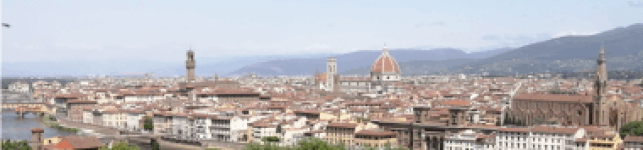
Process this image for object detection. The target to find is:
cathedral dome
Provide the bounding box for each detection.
[371,46,401,74]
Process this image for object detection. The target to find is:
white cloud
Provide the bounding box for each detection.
[303,43,333,51]
[552,31,599,38]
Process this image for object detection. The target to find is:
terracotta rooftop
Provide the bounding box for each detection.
[355,130,397,137]
[59,136,104,149]
[531,126,579,134]
[498,127,531,133]
[327,123,358,128]
[67,100,98,104]
[624,135,643,142]
[513,94,593,103]
[31,128,44,133]
[294,110,321,114]
[371,50,401,73]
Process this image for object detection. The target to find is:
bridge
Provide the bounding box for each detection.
[2,89,45,111]
[14,106,45,118]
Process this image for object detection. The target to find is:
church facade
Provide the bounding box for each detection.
[508,46,643,130]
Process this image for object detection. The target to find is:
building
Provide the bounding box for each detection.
[325,123,360,145]
[50,136,104,150]
[125,109,146,132]
[67,100,97,122]
[186,49,196,82]
[444,129,495,150]
[496,126,587,150]
[195,90,260,103]
[624,135,643,150]
[353,129,398,148]
[508,46,643,129]
[251,122,278,142]
[509,94,593,126]
[8,81,30,93]
[587,130,622,150]
[314,45,403,94]
[327,57,339,92]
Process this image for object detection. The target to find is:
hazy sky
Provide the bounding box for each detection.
[3,0,643,63]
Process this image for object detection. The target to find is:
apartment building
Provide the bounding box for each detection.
[153,113,173,134]
[624,135,643,150]
[125,109,145,131]
[444,129,495,150]
[103,109,127,129]
[251,122,278,142]
[67,100,97,122]
[353,129,397,148]
[326,123,359,145]
[587,131,622,150]
[171,114,191,139]
[497,126,586,150]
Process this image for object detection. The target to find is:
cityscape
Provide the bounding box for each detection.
[3,1,643,150]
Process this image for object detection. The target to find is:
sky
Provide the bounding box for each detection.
[2,0,643,64]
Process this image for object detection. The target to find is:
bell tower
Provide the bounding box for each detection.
[594,45,609,127]
[327,57,337,92]
[186,49,196,82]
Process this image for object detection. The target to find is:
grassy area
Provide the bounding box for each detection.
[42,115,80,133]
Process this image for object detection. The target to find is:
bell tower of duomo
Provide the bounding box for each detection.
[327,57,337,92]
[594,45,609,127]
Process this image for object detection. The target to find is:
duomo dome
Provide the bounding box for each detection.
[370,46,401,82]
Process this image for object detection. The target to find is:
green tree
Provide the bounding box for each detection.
[262,136,281,143]
[384,142,409,150]
[150,139,160,150]
[243,137,353,150]
[620,121,643,138]
[144,117,154,131]
[276,124,282,133]
[99,142,141,150]
[2,140,32,150]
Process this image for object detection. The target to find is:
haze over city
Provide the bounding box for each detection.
[3,0,643,76]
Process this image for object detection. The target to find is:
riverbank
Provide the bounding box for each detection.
[42,115,79,134]
[2,112,75,140]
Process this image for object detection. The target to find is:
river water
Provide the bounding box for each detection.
[2,112,75,140]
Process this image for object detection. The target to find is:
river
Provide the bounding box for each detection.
[2,112,76,140]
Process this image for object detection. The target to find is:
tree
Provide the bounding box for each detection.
[276,124,282,133]
[620,121,643,138]
[243,137,352,150]
[144,117,154,131]
[384,142,409,150]
[262,136,281,143]
[2,140,32,150]
[150,139,160,150]
[99,142,141,150]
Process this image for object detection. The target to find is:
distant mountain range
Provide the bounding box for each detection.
[228,48,513,76]
[452,23,643,74]
[231,23,643,76]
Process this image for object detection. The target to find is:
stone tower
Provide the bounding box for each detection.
[186,49,196,82]
[594,45,609,127]
[327,57,337,92]
[30,128,44,150]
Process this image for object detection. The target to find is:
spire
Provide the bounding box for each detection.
[383,43,389,55]
[599,44,605,61]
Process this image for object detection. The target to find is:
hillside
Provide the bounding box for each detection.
[453,23,643,74]
[228,48,511,76]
